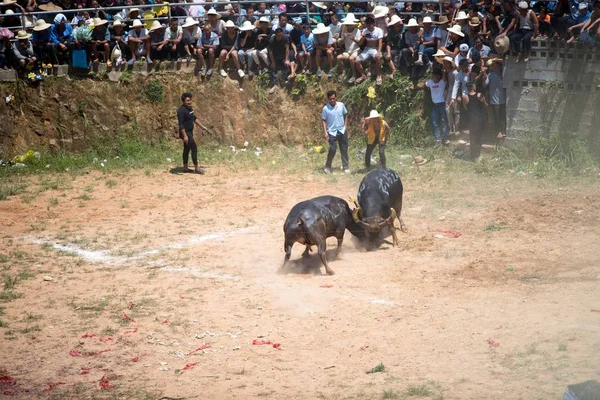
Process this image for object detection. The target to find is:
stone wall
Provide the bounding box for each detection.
[503,39,600,140]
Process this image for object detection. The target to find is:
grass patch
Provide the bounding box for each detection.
[74,193,92,201]
[105,179,117,189]
[367,362,385,374]
[69,297,110,316]
[19,324,41,334]
[0,184,27,201]
[484,223,508,232]
[49,197,59,206]
[558,343,568,352]
[0,319,7,328]
[406,384,432,397]
[382,389,401,399]
[101,326,118,335]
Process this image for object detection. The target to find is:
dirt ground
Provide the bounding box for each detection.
[0,163,599,400]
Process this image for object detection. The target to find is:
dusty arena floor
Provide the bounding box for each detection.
[0,162,599,399]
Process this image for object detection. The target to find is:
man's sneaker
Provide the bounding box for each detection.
[127,58,135,66]
[238,69,245,78]
[434,139,442,147]
[146,58,153,64]
[248,70,254,77]
[186,55,191,62]
[194,168,205,175]
[415,58,424,66]
[443,139,450,145]
[344,169,351,174]
[199,68,206,76]
[219,69,227,77]
[269,85,279,94]
[323,167,331,174]
[347,76,356,84]
[207,68,213,76]
[316,68,323,77]
[523,56,530,63]
[327,71,334,79]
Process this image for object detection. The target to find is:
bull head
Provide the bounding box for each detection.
[349,194,396,232]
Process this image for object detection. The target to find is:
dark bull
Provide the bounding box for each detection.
[280,196,364,275]
[352,168,407,247]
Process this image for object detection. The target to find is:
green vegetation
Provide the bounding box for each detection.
[367,362,385,374]
[406,384,432,397]
[142,79,164,104]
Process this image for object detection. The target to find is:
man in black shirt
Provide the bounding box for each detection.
[385,15,404,74]
[177,92,209,174]
[268,28,290,94]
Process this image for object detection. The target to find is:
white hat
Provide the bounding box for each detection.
[342,12,359,25]
[312,1,327,10]
[91,17,108,27]
[132,19,144,28]
[258,16,271,24]
[459,43,469,52]
[578,2,588,10]
[518,1,529,9]
[373,5,388,18]
[148,20,163,31]
[111,19,126,28]
[387,15,403,26]
[0,0,17,5]
[126,7,140,17]
[33,19,52,31]
[406,18,419,28]
[111,45,121,61]
[15,30,31,40]
[224,19,237,29]
[313,22,330,34]
[443,55,456,67]
[182,16,198,28]
[455,10,468,20]
[422,16,433,24]
[367,110,381,119]
[433,49,446,58]
[207,8,220,18]
[448,24,464,37]
[239,20,254,31]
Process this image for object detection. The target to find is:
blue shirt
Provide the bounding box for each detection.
[321,102,347,136]
[32,29,51,45]
[301,32,314,52]
[49,23,74,44]
[576,10,591,23]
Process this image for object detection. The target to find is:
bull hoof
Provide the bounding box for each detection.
[325,269,336,275]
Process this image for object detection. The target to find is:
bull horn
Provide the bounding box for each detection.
[348,194,360,209]
[352,207,362,224]
[378,208,397,228]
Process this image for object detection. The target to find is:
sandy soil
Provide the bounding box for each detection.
[0,165,599,400]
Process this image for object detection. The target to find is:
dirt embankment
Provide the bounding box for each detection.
[0,76,333,158]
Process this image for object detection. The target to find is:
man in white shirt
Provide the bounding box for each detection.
[424,69,449,145]
[336,13,361,82]
[355,16,384,85]
[127,19,151,65]
[328,11,342,49]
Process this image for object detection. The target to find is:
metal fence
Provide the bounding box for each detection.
[4,0,445,32]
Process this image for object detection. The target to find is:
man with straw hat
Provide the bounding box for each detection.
[313,22,334,78]
[441,24,467,57]
[434,15,450,49]
[402,18,421,69]
[362,109,390,169]
[219,19,244,78]
[419,16,436,66]
[206,8,225,36]
[238,20,257,77]
[90,17,111,66]
[338,13,361,82]
[372,5,390,38]
[31,19,55,68]
[148,20,167,62]
[483,58,506,141]
[253,16,272,69]
[11,30,37,70]
[355,16,384,85]
[181,17,200,62]
[127,19,152,65]
[384,14,403,75]
[109,19,129,66]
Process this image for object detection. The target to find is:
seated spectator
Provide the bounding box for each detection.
[109,19,129,66]
[579,1,600,46]
[127,19,151,65]
[454,10,470,37]
[454,43,468,67]
[181,17,200,61]
[90,17,110,65]
[553,0,587,38]
[501,1,538,63]
[49,13,73,65]
[272,13,293,34]
[420,16,436,65]
[401,18,421,68]
[468,35,491,61]
[537,6,552,37]
[32,19,56,68]
[288,18,303,79]
[238,20,257,76]
[484,3,503,40]
[148,21,167,62]
[197,23,219,76]
[253,16,272,69]
[483,58,506,140]
[313,22,334,77]
[384,14,404,76]
[268,27,290,94]
[71,4,86,25]
[256,2,270,17]
[0,29,12,70]
[299,23,314,72]
[336,14,361,81]
[434,15,450,49]
[373,5,389,38]
[441,24,467,57]
[219,20,243,78]
[467,16,484,46]
[355,16,384,85]
[11,30,37,70]
[328,11,342,49]
[164,18,182,62]
[207,8,225,36]
[567,3,591,42]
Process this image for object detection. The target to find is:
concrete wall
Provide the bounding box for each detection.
[503,39,600,139]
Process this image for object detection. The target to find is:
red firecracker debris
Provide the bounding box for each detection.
[87,348,111,356]
[495,325,503,330]
[123,327,138,335]
[98,336,113,343]
[132,356,139,362]
[320,284,334,288]
[80,368,91,375]
[252,340,281,349]
[69,350,81,357]
[179,294,185,299]
[1,375,17,394]
[81,333,96,338]
[43,382,66,393]
[99,376,113,390]
[181,363,197,371]
[428,228,462,238]
[162,319,169,324]
[187,345,211,356]
[487,338,500,347]
[272,343,281,349]
[122,312,134,322]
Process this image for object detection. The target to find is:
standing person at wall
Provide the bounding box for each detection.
[177,92,209,175]
[484,58,506,142]
[321,90,350,174]
[465,82,487,161]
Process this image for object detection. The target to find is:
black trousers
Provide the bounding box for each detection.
[183,132,198,165]
[489,104,506,135]
[325,132,349,170]
[469,120,485,160]
[365,137,387,168]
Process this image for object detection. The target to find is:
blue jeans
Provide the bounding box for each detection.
[431,102,449,140]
